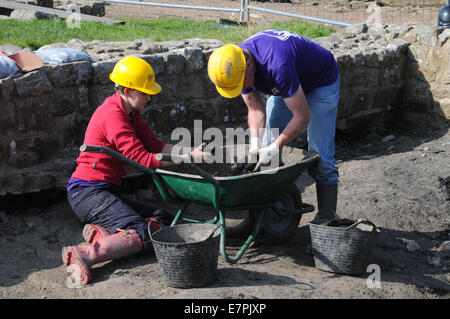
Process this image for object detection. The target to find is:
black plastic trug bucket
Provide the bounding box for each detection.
[148,223,221,288]
[309,219,379,275]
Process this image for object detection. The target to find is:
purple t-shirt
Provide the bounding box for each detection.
[239,30,338,97]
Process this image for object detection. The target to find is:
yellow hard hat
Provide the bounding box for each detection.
[109,56,161,95]
[208,44,246,98]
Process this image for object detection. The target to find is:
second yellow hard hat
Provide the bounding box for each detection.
[207,44,246,98]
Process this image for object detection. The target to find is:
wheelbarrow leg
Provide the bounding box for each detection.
[219,210,265,264]
[170,201,190,226]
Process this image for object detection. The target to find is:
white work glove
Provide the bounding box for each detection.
[190,143,213,163]
[247,137,260,164]
[256,143,279,167]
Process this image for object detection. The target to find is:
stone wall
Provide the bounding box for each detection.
[0,23,449,195]
[402,26,450,123]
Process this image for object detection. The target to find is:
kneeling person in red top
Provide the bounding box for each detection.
[62,56,211,285]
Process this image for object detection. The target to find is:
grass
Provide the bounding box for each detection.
[0,17,335,50]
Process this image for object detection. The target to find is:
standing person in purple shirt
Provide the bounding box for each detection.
[207,30,340,224]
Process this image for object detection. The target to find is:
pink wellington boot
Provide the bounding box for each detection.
[62,228,143,285]
[83,218,161,244]
[82,224,110,243]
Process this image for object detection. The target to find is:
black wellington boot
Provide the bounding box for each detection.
[310,183,340,224]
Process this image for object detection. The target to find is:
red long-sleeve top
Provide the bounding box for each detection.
[71,93,166,187]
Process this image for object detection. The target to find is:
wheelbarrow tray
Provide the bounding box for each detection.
[155,145,319,209]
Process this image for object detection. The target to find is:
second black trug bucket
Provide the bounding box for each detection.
[149,223,221,288]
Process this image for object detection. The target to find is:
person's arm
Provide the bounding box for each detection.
[273,85,310,148]
[159,144,212,167]
[255,85,310,168]
[242,90,266,140]
[242,90,266,162]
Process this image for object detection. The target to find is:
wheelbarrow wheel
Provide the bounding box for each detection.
[226,186,303,245]
[257,185,303,245]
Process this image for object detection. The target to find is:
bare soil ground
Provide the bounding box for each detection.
[0,123,449,300]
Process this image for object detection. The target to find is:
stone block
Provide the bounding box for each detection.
[10,9,58,21]
[382,67,401,84]
[23,171,55,193]
[415,24,438,46]
[14,95,51,131]
[140,41,165,55]
[49,86,88,116]
[335,53,353,70]
[91,59,119,84]
[140,54,165,76]
[149,75,180,105]
[87,83,114,114]
[365,52,380,67]
[181,47,204,73]
[179,74,205,99]
[373,88,392,110]
[0,102,16,132]
[376,47,395,67]
[49,112,86,148]
[26,0,54,8]
[348,50,366,67]
[162,52,185,74]
[0,173,26,195]
[4,134,53,168]
[43,61,92,87]
[0,77,15,102]
[14,70,53,97]
[349,87,374,112]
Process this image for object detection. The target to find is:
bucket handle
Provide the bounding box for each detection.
[148,219,169,241]
[206,224,223,240]
[346,220,379,233]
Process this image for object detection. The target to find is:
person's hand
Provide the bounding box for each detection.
[190,143,212,163]
[247,137,260,165]
[253,143,279,171]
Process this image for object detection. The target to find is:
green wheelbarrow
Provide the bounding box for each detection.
[79,144,319,264]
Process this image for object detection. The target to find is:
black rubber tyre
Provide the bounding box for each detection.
[256,185,302,245]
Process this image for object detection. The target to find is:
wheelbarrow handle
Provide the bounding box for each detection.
[79,144,156,177]
[155,153,218,187]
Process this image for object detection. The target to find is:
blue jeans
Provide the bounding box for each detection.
[67,184,173,251]
[263,77,340,185]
